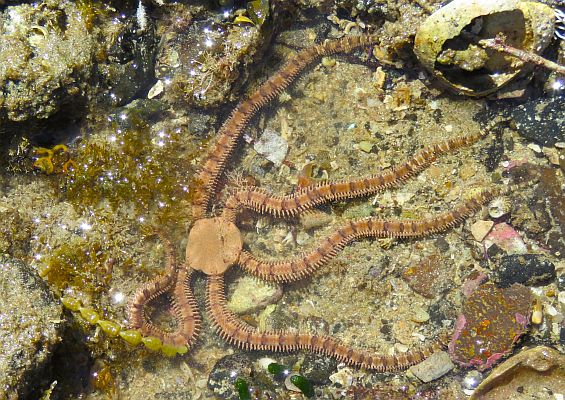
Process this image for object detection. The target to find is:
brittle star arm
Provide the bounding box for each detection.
[221,132,485,222]
[237,189,498,283]
[207,274,450,371]
[191,34,381,219]
[129,237,201,348]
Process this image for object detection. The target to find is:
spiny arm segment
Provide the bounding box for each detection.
[192,34,381,219]
[222,132,485,222]
[238,188,498,283]
[207,274,449,371]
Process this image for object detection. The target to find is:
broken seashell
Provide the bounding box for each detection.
[470,346,565,399]
[414,0,555,96]
[488,196,512,219]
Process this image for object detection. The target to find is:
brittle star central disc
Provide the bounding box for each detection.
[186,217,242,275]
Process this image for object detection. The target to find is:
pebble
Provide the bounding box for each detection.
[357,140,373,153]
[527,143,542,153]
[329,367,354,387]
[410,307,430,323]
[409,351,454,383]
[227,276,283,314]
[470,220,494,242]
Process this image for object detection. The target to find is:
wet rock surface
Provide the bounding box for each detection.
[0,257,63,400]
[0,1,97,123]
[496,254,556,288]
[155,5,276,108]
[511,96,565,146]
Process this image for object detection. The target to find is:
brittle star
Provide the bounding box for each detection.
[129,33,499,371]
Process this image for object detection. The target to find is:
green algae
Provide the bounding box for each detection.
[58,104,201,225]
[40,237,111,296]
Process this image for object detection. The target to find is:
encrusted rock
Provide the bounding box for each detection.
[496,254,556,288]
[511,96,565,146]
[0,1,97,123]
[484,222,527,255]
[402,254,450,298]
[0,257,63,399]
[449,282,532,371]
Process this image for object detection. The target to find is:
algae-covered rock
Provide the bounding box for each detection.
[0,1,98,123]
[155,7,276,108]
[449,282,532,371]
[0,257,63,400]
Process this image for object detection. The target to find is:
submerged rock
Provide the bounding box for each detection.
[496,254,556,288]
[409,351,455,383]
[449,282,531,371]
[0,257,63,400]
[511,96,565,146]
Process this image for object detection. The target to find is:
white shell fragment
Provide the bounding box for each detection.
[414,0,555,96]
[253,129,289,167]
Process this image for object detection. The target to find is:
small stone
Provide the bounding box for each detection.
[147,79,164,99]
[527,143,542,153]
[410,307,430,323]
[496,254,556,288]
[254,129,289,167]
[470,220,494,242]
[227,275,283,314]
[357,140,373,153]
[329,367,354,387]
[409,351,454,383]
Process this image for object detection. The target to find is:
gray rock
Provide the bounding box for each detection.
[409,351,454,383]
[0,257,63,400]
